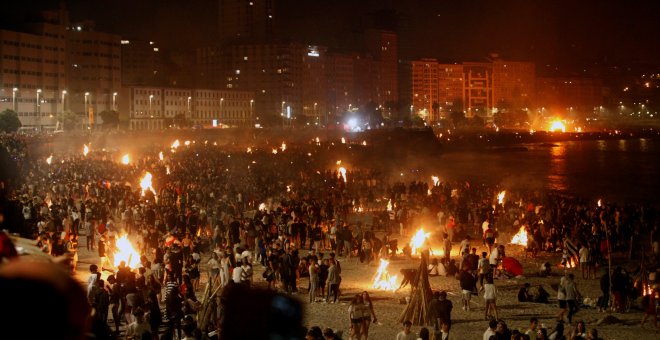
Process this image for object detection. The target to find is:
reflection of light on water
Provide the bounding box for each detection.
[548,143,568,192]
[618,139,627,152]
[639,138,648,152]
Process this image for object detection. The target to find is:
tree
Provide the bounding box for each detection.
[0,109,21,132]
[61,110,80,130]
[449,111,465,127]
[99,110,119,128]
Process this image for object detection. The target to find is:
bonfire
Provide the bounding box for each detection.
[171,139,180,150]
[410,229,430,255]
[338,167,347,183]
[372,259,398,291]
[140,172,156,197]
[431,176,440,186]
[497,190,506,205]
[510,226,528,247]
[114,234,141,268]
[83,144,90,156]
[549,120,567,133]
[121,154,130,165]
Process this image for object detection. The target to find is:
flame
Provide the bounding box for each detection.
[83,144,89,156]
[643,283,653,296]
[286,185,291,193]
[432,176,440,186]
[597,199,602,208]
[341,137,346,144]
[387,199,393,212]
[166,165,171,175]
[46,155,53,165]
[196,228,202,237]
[510,226,528,247]
[121,154,130,165]
[315,137,320,144]
[549,120,566,133]
[272,148,278,154]
[410,229,431,255]
[563,258,576,269]
[171,140,180,149]
[158,151,164,161]
[281,142,286,151]
[336,160,342,165]
[258,203,266,211]
[372,259,398,291]
[427,188,432,196]
[354,206,364,213]
[362,140,367,146]
[247,147,252,153]
[140,172,156,197]
[497,191,506,205]
[338,167,347,183]
[114,234,141,268]
[184,140,191,146]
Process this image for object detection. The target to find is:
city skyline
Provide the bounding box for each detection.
[2,0,658,69]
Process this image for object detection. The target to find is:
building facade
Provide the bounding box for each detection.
[536,77,604,116]
[218,0,275,44]
[492,60,535,113]
[364,29,398,115]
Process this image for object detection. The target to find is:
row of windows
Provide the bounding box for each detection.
[2,84,61,90]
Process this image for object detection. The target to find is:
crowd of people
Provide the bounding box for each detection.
[1,131,659,339]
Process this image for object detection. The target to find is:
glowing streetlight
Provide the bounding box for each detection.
[84,92,90,130]
[112,92,117,111]
[149,94,154,118]
[187,96,192,117]
[12,88,18,112]
[36,89,42,129]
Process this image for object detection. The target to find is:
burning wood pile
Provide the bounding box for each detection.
[372,259,398,291]
[510,226,528,247]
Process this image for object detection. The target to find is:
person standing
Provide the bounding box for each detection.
[327,259,341,303]
[396,320,416,340]
[442,233,452,262]
[525,317,539,340]
[477,252,491,290]
[483,274,499,320]
[579,244,590,279]
[308,259,319,303]
[85,219,95,251]
[429,291,453,335]
[458,266,476,311]
[564,274,581,324]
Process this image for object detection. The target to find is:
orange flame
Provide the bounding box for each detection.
[510,226,528,247]
[362,140,367,146]
[432,176,440,186]
[281,142,286,151]
[272,148,278,154]
[46,155,53,165]
[387,199,393,212]
[338,167,347,183]
[140,172,156,197]
[247,147,252,153]
[410,229,431,254]
[171,140,180,150]
[121,154,130,165]
[158,151,164,161]
[341,137,346,144]
[549,120,566,133]
[497,191,506,205]
[83,144,89,156]
[114,234,141,268]
[372,259,398,291]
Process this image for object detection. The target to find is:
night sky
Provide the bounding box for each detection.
[2,0,659,68]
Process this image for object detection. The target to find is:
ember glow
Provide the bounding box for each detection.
[497,191,506,205]
[139,172,156,197]
[362,140,367,146]
[158,151,164,161]
[562,257,576,269]
[171,140,180,150]
[432,176,440,186]
[510,226,528,247]
[341,137,346,144]
[83,144,89,156]
[114,234,141,268]
[121,154,130,165]
[281,142,286,151]
[46,155,53,165]
[549,120,567,133]
[372,259,398,291]
[387,199,393,212]
[258,203,266,211]
[247,147,252,153]
[410,228,431,254]
[336,160,342,165]
[338,167,347,183]
[597,199,602,207]
[272,148,278,154]
[184,140,191,146]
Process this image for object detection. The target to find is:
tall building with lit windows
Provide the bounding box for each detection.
[492,60,535,113]
[462,62,493,119]
[218,0,275,44]
[410,59,439,121]
[364,29,398,115]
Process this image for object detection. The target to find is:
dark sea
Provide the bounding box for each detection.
[434,139,660,205]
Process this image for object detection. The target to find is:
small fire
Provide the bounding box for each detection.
[139,172,156,197]
[372,259,398,291]
[281,142,286,151]
[272,148,278,154]
[83,144,90,156]
[114,234,141,268]
[338,167,347,183]
[121,154,130,165]
[563,258,576,269]
[341,137,346,144]
[362,140,367,146]
[184,140,191,146]
[286,185,291,193]
[247,147,252,153]
[196,228,202,237]
[549,120,566,133]
[166,166,171,175]
[315,137,320,144]
[432,176,440,186]
[336,160,342,165]
[387,199,393,212]
[427,188,432,196]
[510,226,528,247]
[497,191,506,205]
[643,283,653,296]
[597,199,602,208]
[171,140,180,150]
[258,203,266,211]
[410,229,431,255]
[158,151,164,161]
[46,155,53,165]
[354,206,364,213]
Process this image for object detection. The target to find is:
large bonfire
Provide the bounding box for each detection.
[114,234,141,268]
[372,259,398,291]
[510,226,528,247]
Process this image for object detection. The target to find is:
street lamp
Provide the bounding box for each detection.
[36,89,42,130]
[250,99,254,126]
[112,92,117,111]
[12,88,18,112]
[149,94,154,118]
[187,96,191,117]
[84,92,90,131]
[220,97,224,124]
[281,101,286,127]
[61,90,67,131]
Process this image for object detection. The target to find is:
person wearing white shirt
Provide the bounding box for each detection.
[483,319,497,340]
[483,275,499,320]
[231,264,244,283]
[395,321,416,340]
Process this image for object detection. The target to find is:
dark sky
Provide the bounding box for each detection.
[2,0,659,68]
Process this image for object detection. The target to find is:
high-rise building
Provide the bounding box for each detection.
[410,59,439,121]
[437,63,464,116]
[492,60,535,113]
[218,0,275,44]
[65,20,122,126]
[536,77,604,116]
[364,29,398,115]
[301,45,328,125]
[327,52,356,122]
[121,39,162,86]
[463,62,493,120]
